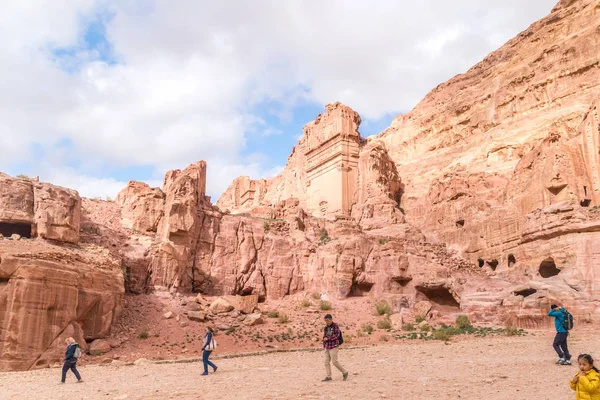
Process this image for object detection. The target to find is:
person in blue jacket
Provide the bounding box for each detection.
[61,337,82,383]
[201,327,218,376]
[548,304,571,365]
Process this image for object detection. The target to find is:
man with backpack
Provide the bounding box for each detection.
[548,304,573,365]
[322,314,348,382]
[60,337,82,383]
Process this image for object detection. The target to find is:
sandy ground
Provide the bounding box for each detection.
[2,331,598,400]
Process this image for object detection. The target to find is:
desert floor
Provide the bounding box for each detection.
[2,331,599,400]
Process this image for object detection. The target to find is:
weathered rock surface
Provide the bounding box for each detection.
[0,174,81,243]
[209,298,234,315]
[0,240,124,371]
[116,181,165,233]
[89,339,112,356]
[243,312,264,326]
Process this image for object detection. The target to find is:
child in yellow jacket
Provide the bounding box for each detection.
[570,354,600,400]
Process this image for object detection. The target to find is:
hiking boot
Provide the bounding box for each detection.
[562,359,572,366]
[322,377,332,382]
[343,372,349,381]
[556,358,565,365]
[213,366,218,372]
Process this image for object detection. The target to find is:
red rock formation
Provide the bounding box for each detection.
[116,181,165,233]
[215,0,600,327]
[0,174,81,243]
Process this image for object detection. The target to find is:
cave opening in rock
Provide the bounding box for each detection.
[416,286,460,310]
[0,277,9,285]
[0,222,32,238]
[478,258,484,268]
[581,199,591,207]
[539,258,561,278]
[584,186,588,196]
[238,287,254,296]
[456,219,465,228]
[486,259,499,271]
[350,281,374,296]
[508,254,516,268]
[514,288,537,297]
[548,184,567,196]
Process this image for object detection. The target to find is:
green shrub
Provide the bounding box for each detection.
[263,221,271,233]
[419,324,430,332]
[278,313,290,324]
[16,174,30,179]
[379,335,390,342]
[402,323,416,332]
[375,301,393,316]
[456,315,471,329]
[138,327,149,339]
[377,318,392,330]
[379,238,388,245]
[301,299,311,308]
[362,323,374,334]
[320,300,332,311]
[312,292,321,300]
[415,316,425,324]
[433,326,456,341]
[318,228,331,246]
[267,310,280,318]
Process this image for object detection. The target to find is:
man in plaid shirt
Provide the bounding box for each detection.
[322,314,349,381]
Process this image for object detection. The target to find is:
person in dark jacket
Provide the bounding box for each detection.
[201,327,218,376]
[61,337,82,383]
[322,314,348,382]
[548,304,571,365]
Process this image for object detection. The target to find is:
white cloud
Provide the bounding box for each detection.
[0,0,558,200]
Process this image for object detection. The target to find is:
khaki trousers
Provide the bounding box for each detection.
[324,347,347,378]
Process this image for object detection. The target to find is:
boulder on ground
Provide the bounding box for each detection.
[224,294,259,314]
[243,312,264,326]
[209,297,234,314]
[89,339,111,356]
[188,311,205,322]
[414,301,432,320]
[163,311,174,319]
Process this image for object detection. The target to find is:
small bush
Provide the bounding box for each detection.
[320,300,332,311]
[312,292,321,300]
[379,238,388,245]
[105,195,113,202]
[16,174,30,179]
[415,316,425,324]
[278,313,290,324]
[375,301,393,316]
[402,323,416,332]
[267,310,280,318]
[138,327,149,339]
[433,326,456,341]
[377,318,392,330]
[301,299,311,308]
[456,315,471,329]
[362,323,374,334]
[379,335,390,342]
[356,329,366,337]
[318,228,331,246]
[419,324,430,332]
[263,221,271,233]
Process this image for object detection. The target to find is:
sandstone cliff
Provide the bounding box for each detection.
[216,0,600,327]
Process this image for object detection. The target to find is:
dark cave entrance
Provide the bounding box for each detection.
[0,222,32,238]
[539,258,561,278]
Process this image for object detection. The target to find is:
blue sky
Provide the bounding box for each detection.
[0,1,557,199]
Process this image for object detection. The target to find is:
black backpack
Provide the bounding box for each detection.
[339,330,344,345]
[562,309,574,331]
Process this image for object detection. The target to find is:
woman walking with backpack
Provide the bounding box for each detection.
[60,337,82,383]
[201,327,218,376]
